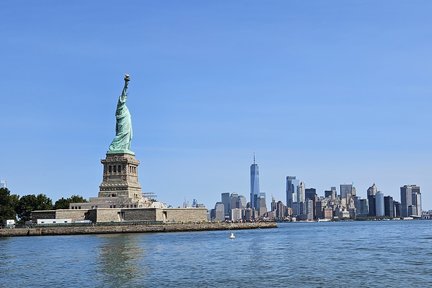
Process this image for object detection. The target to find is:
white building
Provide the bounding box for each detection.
[231,208,243,222]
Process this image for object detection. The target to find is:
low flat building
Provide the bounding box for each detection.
[32,208,207,224]
[32,207,208,224]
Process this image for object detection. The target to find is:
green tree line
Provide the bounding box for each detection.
[0,188,87,224]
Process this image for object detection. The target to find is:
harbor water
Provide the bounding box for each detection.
[1,220,431,287]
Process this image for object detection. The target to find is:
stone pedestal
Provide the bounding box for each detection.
[98,153,143,202]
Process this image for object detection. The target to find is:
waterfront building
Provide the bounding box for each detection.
[258,192,267,216]
[231,208,243,222]
[221,193,230,219]
[412,188,422,217]
[286,207,293,217]
[421,210,432,220]
[353,196,360,211]
[305,188,317,219]
[400,185,421,217]
[250,156,260,211]
[408,205,417,217]
[323,207,333,219]
[244,208,254,221]
[306,199,314,221]
[384,196,394,218]
[339,209,350,219]
[393,201,401,218]
[367,183,377,217]
[375,191,384,217]
[358,198,369,217]
[213,202,225,221]
[286,176,299,208]
[316,199,324,219]
[349,208,356,219]
[275,201,286,219]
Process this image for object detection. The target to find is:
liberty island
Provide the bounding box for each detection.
[29,75,208,225]
[1,75,275,236]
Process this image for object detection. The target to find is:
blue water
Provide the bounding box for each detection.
[1,221,431,287]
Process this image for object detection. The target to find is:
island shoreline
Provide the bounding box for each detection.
[0,222,277,237]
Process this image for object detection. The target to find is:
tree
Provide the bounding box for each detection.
[0,188,19,224]
[16,194,53,223]
[54,195,87,210]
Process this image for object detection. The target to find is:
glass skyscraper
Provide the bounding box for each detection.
[250,156,260,210]
[286,176,299,208]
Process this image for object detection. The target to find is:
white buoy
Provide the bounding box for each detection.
[229,232,235,239]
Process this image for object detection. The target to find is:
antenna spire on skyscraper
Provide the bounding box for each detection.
[253,153,256,164]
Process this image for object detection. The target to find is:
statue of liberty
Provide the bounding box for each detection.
[108,74,134,155]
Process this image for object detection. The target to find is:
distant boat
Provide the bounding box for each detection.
[317,218,331,222]
[229,232,235,239]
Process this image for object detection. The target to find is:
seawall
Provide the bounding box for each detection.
[0,222,277,237]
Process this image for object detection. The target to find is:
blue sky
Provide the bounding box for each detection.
[1,1,431,210]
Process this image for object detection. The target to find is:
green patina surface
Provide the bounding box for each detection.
[108,74,134,155]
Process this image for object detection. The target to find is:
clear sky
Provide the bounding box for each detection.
[1,1,431,210]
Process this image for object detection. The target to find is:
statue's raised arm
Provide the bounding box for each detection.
[120,74,130,102]
[108,74,134,155]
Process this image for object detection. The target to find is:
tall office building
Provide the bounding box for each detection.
[297,182,305,203]
[340,184,353,199]
[358,198,369,216]
[400,185,421,217]
[286,176,299,208]
[296,182,305,216]
[221,192,230,219]
[384,196,394,218]
[0,180,6,189]
[393,201,401,218]
[213,202,225,221]
[250,156,260,211]
[367,184,377,195]
[258,193,267,216]
[305,188,317,201]
[367,183,377,217]
[230,193,239,211]
[238,195,247,209]
[375,191,385,217]
[305,188,317,219]
[412,188,422,217]
[331,187,337,200]
[306,199,314,221]
[275,201,286,219]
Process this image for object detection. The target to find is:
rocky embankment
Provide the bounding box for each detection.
[0,222,277,237]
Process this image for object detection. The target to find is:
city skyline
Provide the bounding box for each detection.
[1,1,431,210]
[209,158,424,221]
